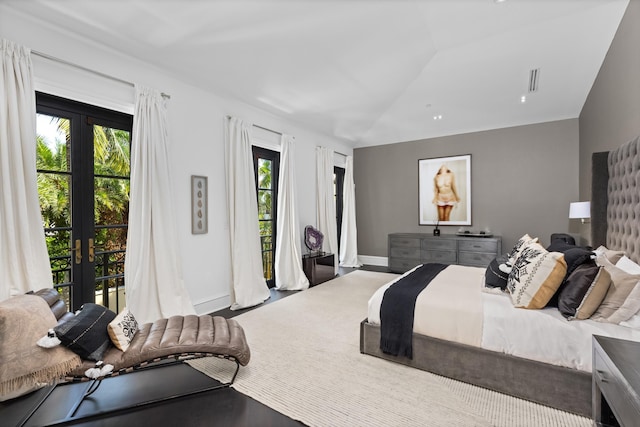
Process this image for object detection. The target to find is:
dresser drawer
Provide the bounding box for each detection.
[390,247,421,259]
[458,239,498,253]
[389,258,421,273]
[458,251,494,267]
[422,250,456,264]
[594,346,640,427]
[421,238,456,251]
[389,237,421,249]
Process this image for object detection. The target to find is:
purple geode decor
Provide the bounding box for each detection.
[304,225,324,251]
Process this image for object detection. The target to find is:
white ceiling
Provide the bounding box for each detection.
[3,0,629,147]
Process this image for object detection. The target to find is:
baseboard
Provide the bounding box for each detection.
[358,255,388,267]
[193,294,231,315]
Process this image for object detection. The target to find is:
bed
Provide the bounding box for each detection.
[360,136,640,417]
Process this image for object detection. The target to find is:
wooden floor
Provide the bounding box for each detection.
[1,265,389,427]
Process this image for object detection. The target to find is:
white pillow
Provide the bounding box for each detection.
[620,313,640,329]
[107,307,139,352]
[607,281,640,324]
[615,256,640,274]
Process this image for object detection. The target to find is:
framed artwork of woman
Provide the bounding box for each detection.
[418,154,471,226]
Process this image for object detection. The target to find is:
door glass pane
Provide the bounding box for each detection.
[93,125,130,177]
[256,156,274,282]
[36,114,70,172]
[93,125,130,312]
[36,114,72,310]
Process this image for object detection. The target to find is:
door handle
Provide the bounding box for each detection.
[68,239,82,264]
[88,238,105,263]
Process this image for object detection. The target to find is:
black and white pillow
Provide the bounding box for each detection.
[507,243,567,309]
[108,307,138,352]
[484,254,510,292]
[507,234,538,265]
[54,303,116,361]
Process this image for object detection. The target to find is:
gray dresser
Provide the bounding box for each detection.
[388,233,502,273]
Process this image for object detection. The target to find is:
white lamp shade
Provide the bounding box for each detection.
[569,201,591,219]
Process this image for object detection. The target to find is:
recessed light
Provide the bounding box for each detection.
[433,115,443,120]
[494,0,507,3]
[520,95,526,103]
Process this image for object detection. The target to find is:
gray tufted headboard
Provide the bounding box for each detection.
[592,136,640,263]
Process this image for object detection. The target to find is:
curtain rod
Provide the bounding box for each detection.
[31,50,171,99]
[226,115,294,139]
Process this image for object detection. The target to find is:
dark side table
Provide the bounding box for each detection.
[592,335,640,427]
[302,252,335,286]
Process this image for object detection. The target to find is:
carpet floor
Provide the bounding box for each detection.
[188,270,591,427]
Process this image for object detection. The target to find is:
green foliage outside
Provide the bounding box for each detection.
[37,115,131,286]
[257,158,273,280]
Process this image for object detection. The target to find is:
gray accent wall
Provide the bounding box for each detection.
[354,119,579,259]
[579,0,639,200]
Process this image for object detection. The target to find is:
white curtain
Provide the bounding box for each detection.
[225,116,270,309]
[316,146,338,274]
[340,156,361,267]
[125,86,195,323]
[275,135,309,290]
[0,39,53,301]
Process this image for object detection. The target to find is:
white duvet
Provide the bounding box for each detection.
[367,264,640,372]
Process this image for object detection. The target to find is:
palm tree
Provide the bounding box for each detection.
[37,116,132,276]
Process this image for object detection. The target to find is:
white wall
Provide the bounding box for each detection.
[0,5,353,314]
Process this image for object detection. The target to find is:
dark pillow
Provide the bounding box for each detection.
[557,263,611,320]
[562,247,594,276]
[545,248,594,307]
[546,240,577,253]
[484,255,509,290]
[54,303,117,361]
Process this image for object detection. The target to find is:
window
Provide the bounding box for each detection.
[36,93,133,312]
[334,166,345,252]
[252,146,280,288]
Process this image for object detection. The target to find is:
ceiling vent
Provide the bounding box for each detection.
[528,68,540,93]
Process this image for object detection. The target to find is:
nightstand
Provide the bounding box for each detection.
[592,335,640,427]
[302,252,335,286]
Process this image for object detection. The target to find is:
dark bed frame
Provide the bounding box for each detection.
[360,320,591,416]
[359,136,640,418]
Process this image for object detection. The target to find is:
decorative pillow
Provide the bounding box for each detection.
[546,247,595,308]
[593,245,625,265]
[484,255,509,290]
[560,248,594,276]
[621,313,640,329]
[507,243,567,309]
[108,307,138,352]
[54,303,117,361]
[591,255,640,321]
[557,263,611,320]
[606,282,640,324]
[0,295,80,401]
[546,240,577,253]
[615,256,640,274]
[507,234,538,264]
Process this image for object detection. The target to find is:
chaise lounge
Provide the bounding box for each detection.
[0,288,250,425]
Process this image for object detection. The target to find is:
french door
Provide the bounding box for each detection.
[36,93,133,312]
[252,146,280,288]
[334,166,345,252]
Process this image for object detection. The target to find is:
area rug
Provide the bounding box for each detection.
[187,270,590,427]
